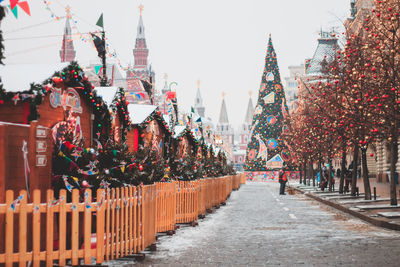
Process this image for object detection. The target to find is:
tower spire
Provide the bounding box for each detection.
[194,80,205,117]
[244,93,254,124]
[133,4,148,69]
[218,96,229,124]
[59,5,76,62]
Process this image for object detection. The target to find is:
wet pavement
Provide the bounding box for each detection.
[108,181,400,266]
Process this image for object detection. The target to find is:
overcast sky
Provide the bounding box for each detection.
[2,0,350,128]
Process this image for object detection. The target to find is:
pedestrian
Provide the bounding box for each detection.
[278,170,288,195]
[336,168,341,179]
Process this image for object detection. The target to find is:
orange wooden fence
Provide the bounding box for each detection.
[0,174,244,266]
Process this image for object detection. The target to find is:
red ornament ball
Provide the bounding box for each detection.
[139,165,144,171]
[81,180,89,188]
[370,153,374,157]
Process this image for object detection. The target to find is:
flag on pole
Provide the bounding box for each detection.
[96,13,104,28]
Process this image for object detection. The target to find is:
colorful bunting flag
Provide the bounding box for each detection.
[10,0,18,10]
[8,4,18,18]
[17,1,30,16]
[94,65,103,75]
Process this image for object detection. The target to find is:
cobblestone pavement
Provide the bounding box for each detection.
[109,181,400,267]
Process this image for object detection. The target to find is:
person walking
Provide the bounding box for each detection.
[279,170,288,195]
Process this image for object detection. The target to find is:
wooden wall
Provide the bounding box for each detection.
[0,101,29,124]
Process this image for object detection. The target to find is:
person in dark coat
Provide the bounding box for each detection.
[278,170,288,195]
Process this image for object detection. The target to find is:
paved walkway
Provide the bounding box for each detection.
[110,181,400,266]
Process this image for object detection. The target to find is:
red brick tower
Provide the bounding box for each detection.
[59,6,76,63]
[126,5,155,104]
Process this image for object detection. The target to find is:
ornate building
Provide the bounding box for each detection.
[233,93,254,170]
[59,7,76,63]
[126,5,155,104]
[305,31,339,76]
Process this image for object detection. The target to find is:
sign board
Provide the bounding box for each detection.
[36,140,47,153]
[36,127,47,138]
[36,155,47,167]
[50,87,83,114]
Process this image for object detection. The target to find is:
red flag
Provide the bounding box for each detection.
[17,1,31,16]
[10,0,19,10]
[166,91,176,100]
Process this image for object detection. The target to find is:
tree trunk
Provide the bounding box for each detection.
[311,162,315,187]
[328,156,333,192]
[303,162,307,185]
[361,147,371,200]
[351,143,359,196]
[339,149,346,194]
[299,164,303,184]
[390,127,398,206]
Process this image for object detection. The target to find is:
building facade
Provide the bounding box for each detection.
[284,64,304,112]
[233,94,254,170]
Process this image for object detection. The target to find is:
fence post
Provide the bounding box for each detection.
[96,189,105,264]
[83,189,92,265]
[32,190,41,267]
[45,190,54,267]
[71,189,79,265]
[18,190,28,266]
[5,190,14,267]
[58,190,67,266]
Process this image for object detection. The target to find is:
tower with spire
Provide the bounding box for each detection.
[126,4,155,104]
[238,92,254,150]
[194,80,205,117]
[216,93,234,160]
[59,6,76,62]
[233,92,255,170]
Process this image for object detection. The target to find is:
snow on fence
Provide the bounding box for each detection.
[0,174,245,266]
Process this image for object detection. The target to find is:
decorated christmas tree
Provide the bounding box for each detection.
[245,35,291,171]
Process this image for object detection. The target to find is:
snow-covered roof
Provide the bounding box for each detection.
[163,114,170,125]
[174,125,186,138]
[0,63,69,92]
[127,104,157,124]
[94,87,119,106]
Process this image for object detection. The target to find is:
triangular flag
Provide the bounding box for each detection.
[96,13,104,28]
[10,0,19,10]
[94,65,103,75]
[8,4,18,18]
[17,1,30,16]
